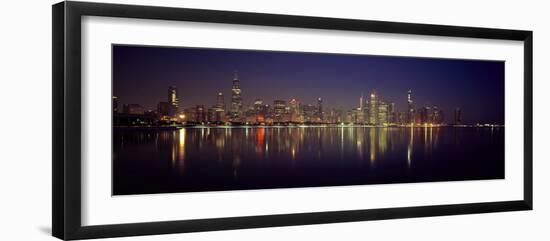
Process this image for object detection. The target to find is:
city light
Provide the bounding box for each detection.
[111,45,506,196]
[112,72,502,128]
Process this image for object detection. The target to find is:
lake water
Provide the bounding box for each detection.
[113,126,504,195]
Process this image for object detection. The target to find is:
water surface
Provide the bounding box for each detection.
[113,126,504,195]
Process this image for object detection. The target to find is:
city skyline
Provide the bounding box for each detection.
[112,44,506,195]
[115,84,457,126]
[113,45,505,124]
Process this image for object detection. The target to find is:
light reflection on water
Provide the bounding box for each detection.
[164,127,437,169]
[113,126,504,195]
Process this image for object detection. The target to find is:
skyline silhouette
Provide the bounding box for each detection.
[113,45,505,124]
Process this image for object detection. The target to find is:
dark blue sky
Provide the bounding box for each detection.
[113,45,504,124]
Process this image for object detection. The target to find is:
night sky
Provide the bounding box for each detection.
[112,45,504,124]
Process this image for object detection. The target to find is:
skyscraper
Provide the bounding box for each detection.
[432,106,444,124]
[273,100,287,122]
[302,104,317,123]
[253,99,263,112]
[168,86,178,117]
[317,97,323,121]
[195,105,206,123]
[378,101,389,125]
[211,92,226,122]
[230,71,243,120]
[388,102,395,124]
[289,98,302,123]
[216,92,225,110]
[356,93,366,124]
[419,106,431,124]
[369,91,378,125]
[407,90,415,124]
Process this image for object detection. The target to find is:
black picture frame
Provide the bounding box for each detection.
[52,1,533,240]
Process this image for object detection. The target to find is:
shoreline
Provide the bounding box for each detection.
[113,124,504,130]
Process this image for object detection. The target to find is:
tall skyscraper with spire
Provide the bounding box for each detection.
[230,70,243,120]
[407,89,415,124]
[357,93,366,124]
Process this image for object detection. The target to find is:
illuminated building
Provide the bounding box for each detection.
[168,86,178,117]
[230,71,243,120]
[216,92,225,110]
[336,108,345,124]
[289,98,303,123]
[273,100,287,123]
[432,106,444,124]
[254,99,263,113]
[418,106,433,124]
[378,101,389,125]
[369,91,378,125]
[326,108,339,124]
[197,92,224,123]
[112,96,119,113]
[264,104,272,117]
[122,78,460,127]
[207,107,216,122]
[454,107,462,125]
[255,109,266,123]
[302,104,317,123]
[209,92,226,122]
[264,117,274,125]
[244,108,256,125]
[213,107,225,122]
[407,90,415,124]
[345,110,353,123]
[351,108,361,124]
[246,99,266,124]
[356,93,366,124]
[397,111,406,124]
[195,105,206,123]
[388,102,396,124]
[245,108,258,124]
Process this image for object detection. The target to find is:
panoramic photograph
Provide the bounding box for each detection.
[112,45,505,195]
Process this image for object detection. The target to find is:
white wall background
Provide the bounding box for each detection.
[0,0,547,240]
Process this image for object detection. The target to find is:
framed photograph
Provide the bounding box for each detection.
[52,1,533,240]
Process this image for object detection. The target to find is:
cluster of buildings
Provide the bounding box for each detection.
[113,71,465,126]
[343,90,439,126]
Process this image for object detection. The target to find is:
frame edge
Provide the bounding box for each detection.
[52,1,66,240]
[523,31,533,210]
